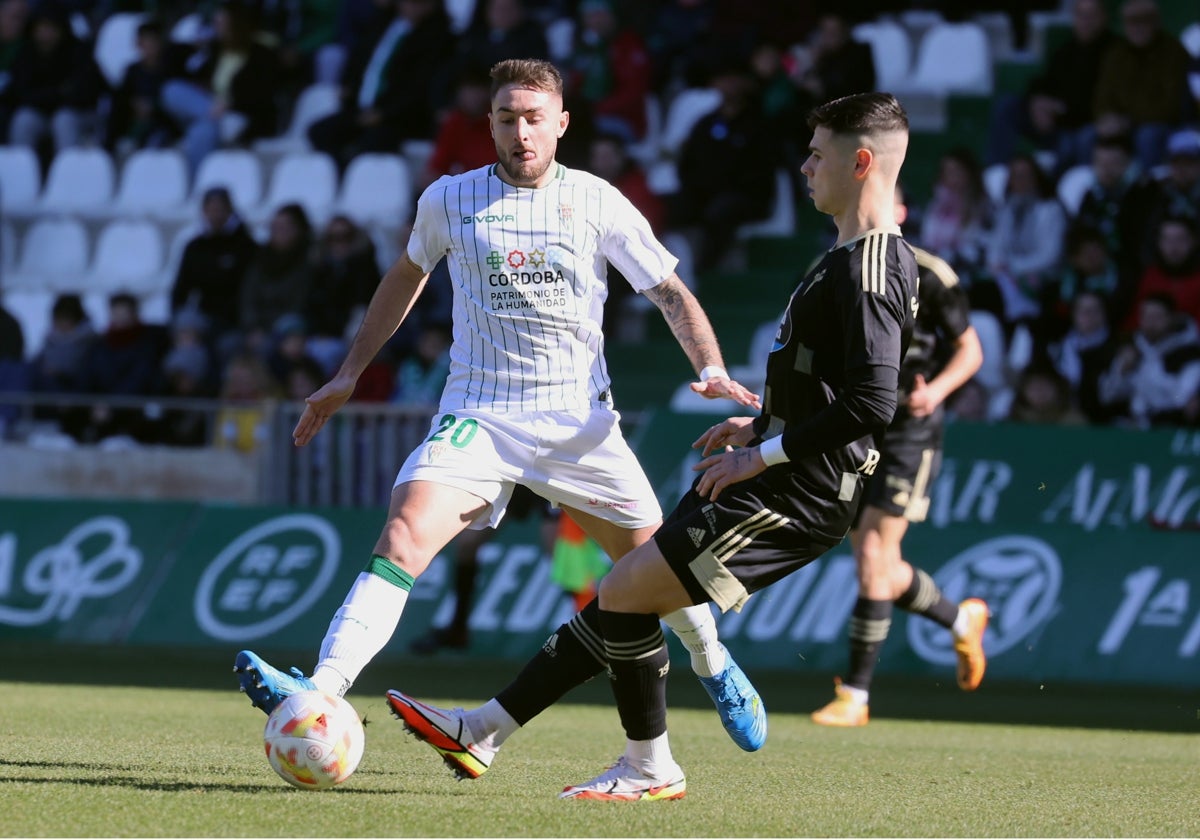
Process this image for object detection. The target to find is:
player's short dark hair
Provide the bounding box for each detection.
[490,58,564,99]
[806,92,908,136]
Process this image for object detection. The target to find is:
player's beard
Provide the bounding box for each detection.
[497,147,553,186]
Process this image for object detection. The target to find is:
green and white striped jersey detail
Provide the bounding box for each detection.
[408,164,677,412]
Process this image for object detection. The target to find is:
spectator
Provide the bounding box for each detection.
[916,147,993,280]
[561,0,651,145]
[307,0,455,168]
[1092,0,1192,170]
[1099,292,1200,427]
[105,18,179,155]
[749,40,806,168]
[305,214,380,373]
[0,0,29,137]
[670,58,777,273]
[1127,215,1200,331]
[30,293,91,393]
[1048,289,1119,423]
[455,0,548,77]
[1075,131,1157,281]
[643,0,716,92]
[160,1,281,173]
[391,322,450,406]
[1038,224,1121,346]
[325,0,395,85]
[171,186,259,348]
[792,13,876,118]
[3,4,103,156]
[417,66,495,192]
[987,0,1117,171]
[157,343,212,447]
[79,293,170,442]
[1007,363,1088,425]
[981,154,1068,326]
[945,377,991,423]
[1143,129,1200,253]
[265,312,324,386]
[241,203,315,348]
[284,354,327,402]
[215,350,279,452]
[253,0,341,89]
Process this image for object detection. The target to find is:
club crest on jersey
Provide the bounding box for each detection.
[425,442,447,464]
[557,203,573,223]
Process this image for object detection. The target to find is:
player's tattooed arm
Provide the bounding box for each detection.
[645,275,762,408]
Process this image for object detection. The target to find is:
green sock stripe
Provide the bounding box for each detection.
[366,554,415,591]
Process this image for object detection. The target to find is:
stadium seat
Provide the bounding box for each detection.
[738,170,796,240]
[661,231,695,290]
[1056,165,1095,215]
[93,12,145,88]
[8,218,90,292]
[626,94,664,167]
[968,309,1008,392]
[37,148,116,215]
[189,150,264,218]
[445,0,476,33]
[1,288,53,358]
[1,221,15,273]
[1181,22,1200,58]
[170,11,208,44]
[254,83,341,155]
[255,151,338,223]
[112,148,189,216]
[400,139,435,183]
[904,22,993,95]
[983,163,1008,204]
[660,88,721,157]
[545,17,575,63]
[852,21,912,91]
[86,220,166,296]
[0,145,41,214]
[336,153,412,226]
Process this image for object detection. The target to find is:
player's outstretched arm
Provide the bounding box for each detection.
[643,274,762,409]
[293,255,429,446]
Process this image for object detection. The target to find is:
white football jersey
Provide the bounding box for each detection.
[407,163,677,413]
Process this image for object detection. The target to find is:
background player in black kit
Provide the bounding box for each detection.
[387,92,919,801]
[812,186,988,728]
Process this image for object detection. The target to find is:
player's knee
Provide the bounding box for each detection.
[374,521,431,578]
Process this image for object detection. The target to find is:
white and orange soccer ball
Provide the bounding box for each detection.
[264,691,365,789]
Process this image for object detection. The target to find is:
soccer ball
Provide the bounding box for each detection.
[264,691,365,789]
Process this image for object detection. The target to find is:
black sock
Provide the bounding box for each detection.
[449,557,478,633]
[495,599,607,726]
[895,568,958,629]
[598,608,668,741]
[844,597,892,693]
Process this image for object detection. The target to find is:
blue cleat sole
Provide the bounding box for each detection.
[233,650,314,715]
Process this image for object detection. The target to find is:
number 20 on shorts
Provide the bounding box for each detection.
[427,413,479,448]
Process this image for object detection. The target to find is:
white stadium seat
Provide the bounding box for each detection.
[904,22,993,95]
[445,0,476,33]
[983,163,1008,204]
[1,221,15,272]
[8,218,90,292]
[0,145,42,214]
[738,170,796,240]
[853,21,912,91]
[627,94,665,166]
[38,148,116,214]
[86,220,165,296]
[254,83,341,155]
[1,289,53,358]
[545,18,575,63]
[189,150,264,217]
[256,151,338,223]
[1057,165,1096,215]
[93,12,145,88]
[336,153,412,226]
[660,88,721,156]
[112,148,189,215]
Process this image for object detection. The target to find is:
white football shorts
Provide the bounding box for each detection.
[394,405,663,530]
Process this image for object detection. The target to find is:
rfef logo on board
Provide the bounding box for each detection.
[194,514,340,642]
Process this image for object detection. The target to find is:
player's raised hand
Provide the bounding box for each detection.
[693,415,757,456]
[694,446,767,500]
[689,374,762,409]
[293,374,356,447]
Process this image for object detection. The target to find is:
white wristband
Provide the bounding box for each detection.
[759,436,789,466]
[699,365,728,382]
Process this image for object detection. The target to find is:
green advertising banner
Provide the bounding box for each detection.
[1,420,1198,687]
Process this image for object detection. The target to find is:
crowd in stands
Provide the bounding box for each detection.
[0,0,1198,451]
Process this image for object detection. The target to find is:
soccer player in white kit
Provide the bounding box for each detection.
[234,58,769,753]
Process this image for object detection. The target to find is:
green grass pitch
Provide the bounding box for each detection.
[1,643,1197,837]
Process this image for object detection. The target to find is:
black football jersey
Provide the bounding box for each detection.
[898,245,972,406]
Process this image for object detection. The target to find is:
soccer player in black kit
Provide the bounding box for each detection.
[387,92,920,800]
[812,186,988,728]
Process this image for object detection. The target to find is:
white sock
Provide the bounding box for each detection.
[462,698,520,750]
[311,570,410,695]
[662,604,726,677]
[843,684,869,705]
[951,606,970,639]
[625,733,678,778]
